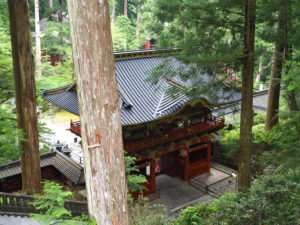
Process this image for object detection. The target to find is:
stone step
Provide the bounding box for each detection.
[169,194,213,214]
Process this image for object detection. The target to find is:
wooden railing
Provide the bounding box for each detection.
[70,118,225,153]
[124,118,224,153]
[0,192,88,216]
[69,120,81,136]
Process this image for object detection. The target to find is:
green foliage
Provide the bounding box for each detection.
[112,16,138,51]
[129,198,169,225]
[218,125,240,159]
[30,181,94,225]
[218,113,267,159]
[0,104,53,164]
[41,21,72,58]
[252,123,268,144]
[30,181,72,220]
[175,170,300,225]
[125,156,147,194]
[38,122,54,154]
[0,104,24,164]
[263,111,300,169]
[153,0,245,75]
[282,51,300,92]
[174,203,217,225]
[139,0,164,43]
[36,60,75,107]
[37,61,74,89]
[0,27,14,103]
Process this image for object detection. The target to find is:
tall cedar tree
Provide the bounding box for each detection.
[283,0,298,111]
[7,0,42,194]
[67,0,128,224]
[265,7,285,130]
[238,0,256,188]
[284,43,298,111]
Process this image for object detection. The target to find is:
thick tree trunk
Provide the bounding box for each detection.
[124,0,128,17]
[35,0,42,78]
[67,0,128,224]
[7,0,42,194]
[265,11,285,130]
[49,0,53,8]
[238,0,256,189]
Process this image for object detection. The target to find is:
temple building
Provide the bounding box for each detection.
[0,151,85,192]
[42,49,241,195]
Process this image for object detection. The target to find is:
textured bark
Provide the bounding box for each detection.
[7,0,42,194]
[286,88,298,111]
[35,0,42,78]
[49,0,53,8]
[255,57,262,83]
[265,10,285,130]
[67,0,128,224]
[284,23,298,111]
[255,57,271,83]
[58,0,63,22]
[238,0,256,189]
[124,0,128,17]
[111,2,116,24]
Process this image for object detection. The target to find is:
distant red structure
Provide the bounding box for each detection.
[49,55,60,66]
[144,40,151,49]
[143,39,156,49]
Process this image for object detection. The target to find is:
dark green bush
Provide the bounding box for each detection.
[175,169,300,225]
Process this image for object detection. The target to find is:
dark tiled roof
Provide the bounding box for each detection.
[43,51,241,125]
[0,151,84,184]
[212,89,269,116]
[0,215,41,225]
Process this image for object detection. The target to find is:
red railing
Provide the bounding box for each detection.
[70,118,225,153]
[69,120,81,136]
[124,118,224,153]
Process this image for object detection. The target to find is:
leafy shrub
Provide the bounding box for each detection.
[175,169,300,225]
[174,202,217,225]
[252,123,268,144]
[125,156,147,201]
[129,198,169,225]
[0,104,24,163]
[30,181,73,220]
[0,28,14,103]
[262,111,300,169]
[112,16,138,51]
[218,113,267,159]
[253,113,266,125]
[30,181,94,225]
[218,126,240,159]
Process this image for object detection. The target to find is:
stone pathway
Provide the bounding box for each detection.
[154,163,238,219]
[39,112,84,164]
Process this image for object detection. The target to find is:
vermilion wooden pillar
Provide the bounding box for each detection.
[149,158,156,193]
[183,148,190,181]
[207,142,212,173]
